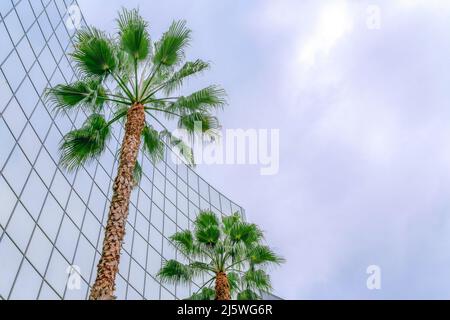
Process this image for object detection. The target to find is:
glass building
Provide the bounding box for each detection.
[0,0,244,300]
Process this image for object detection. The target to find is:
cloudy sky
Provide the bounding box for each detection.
[78,0,450,299]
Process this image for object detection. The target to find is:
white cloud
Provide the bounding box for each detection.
[297,2,353,67]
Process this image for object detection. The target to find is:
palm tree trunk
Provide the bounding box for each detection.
[89,103,145,300]
[215,271,231,300]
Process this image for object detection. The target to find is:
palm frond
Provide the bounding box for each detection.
[132,160,142,187]
[162,59,210,94]
[141,125,165,163]
[237,289,260,300]
[111,103,129,124]
[157,260,193,285]
[222,213,242,235]
[189,287,215,300]
[178,112,220,139]
[46,78,107,115]
[114,44,135,84]
[247,245,285,267]
[243,269,272,292]
[71,27,117,77]
[227,272,241,293]
[229,222,264,246]
[196,227,220,246]
[169,230,196,257]
[168,85,226,115]
[153,20,191,67]
[195,211,220,230]
[117,8,150,61]
[160,129,195,166]
[59,114,110,171]
[189,261,214,276]
[194,211,221,246]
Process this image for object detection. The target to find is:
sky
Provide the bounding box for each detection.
[78,0,450,299]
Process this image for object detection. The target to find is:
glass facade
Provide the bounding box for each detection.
[0,0,244,300]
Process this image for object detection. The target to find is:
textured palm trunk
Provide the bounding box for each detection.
[215,271,231,300]
[89,103,145,300]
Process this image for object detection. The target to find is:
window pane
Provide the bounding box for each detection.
[9,260,42,300]
[0,236,23,297]
[6,203,35,252]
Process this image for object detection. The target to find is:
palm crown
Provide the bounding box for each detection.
[47,8,225,171]
[45,8,226,300]
[158,211,284,300]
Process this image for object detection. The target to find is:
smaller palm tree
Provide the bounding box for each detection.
[157,211,284,300]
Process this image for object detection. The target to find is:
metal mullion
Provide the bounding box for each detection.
[185,163,192,297]
[0,0,76,176]
[5,98,84,300]
[0,0,124,300]
[0,0,53,69]
[0,77,68,244]
[125,151,144,299]
[5,147,62,299]
[1,0,24,24]
[37,156,100,298]
[2,1,88,295]
[38,0,70,50]
[0,33,77,243]
[116,272,145,300]
[2,231,65,299]
[2,197,93,287]
[143,155,156,299]
[157,159,168,300]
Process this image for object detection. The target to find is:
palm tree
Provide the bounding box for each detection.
[157,211,284,300]
[46,9,226,300]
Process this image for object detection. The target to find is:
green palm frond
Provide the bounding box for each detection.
[168,85,226,114]
[153,20,191,67]
[45,78,107,114]
[237,289,260,300]
[72,27,117,77]
[243,269,272,292]
[132,160,142,187]
[160,129,194,166]
[227,272,240,293]
[114,44,135,84]
[195,211,220,230]
[60,114,111,171]
[178,112,220,138]
[170,230,196,257]
[142,125,165,163]
[195,211,221,246]
[189,262,215,277]
[248,245,285,267]
[229,222,264,245]
[196,227,220,246]
[189,287,215,300]
[111,103,129,123]
[117,8,150,61]
[222,213,241,235]
[162,59,210,94]
[158,260,193,285]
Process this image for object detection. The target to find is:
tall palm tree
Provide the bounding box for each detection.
[157,211,284,300]
[46,9,226,300]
